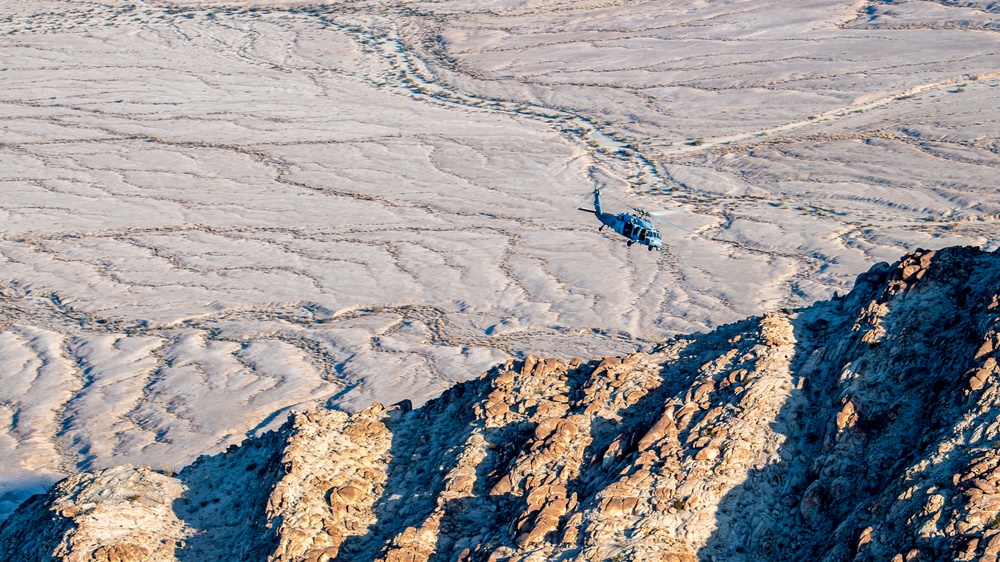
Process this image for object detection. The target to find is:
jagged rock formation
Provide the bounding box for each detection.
[4,245,1000,561]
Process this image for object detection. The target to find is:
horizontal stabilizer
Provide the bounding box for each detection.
[578,207,597,214]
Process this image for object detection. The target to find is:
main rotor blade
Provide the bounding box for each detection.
[649,214,700,236]
[608,194,636,212]
[600,192,699,235]
[608,194,684,217]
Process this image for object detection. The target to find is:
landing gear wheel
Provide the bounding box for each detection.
[648,245,654,251]
[627,241,633,247]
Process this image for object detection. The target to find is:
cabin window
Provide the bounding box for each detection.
[623,223,633,237]
[638,229,646,241]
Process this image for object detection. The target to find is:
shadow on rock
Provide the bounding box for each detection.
[173,429,288,561]
[333,379,487,561]
[701,247,997,561]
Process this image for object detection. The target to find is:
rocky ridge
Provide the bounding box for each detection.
[3,245,1000,561]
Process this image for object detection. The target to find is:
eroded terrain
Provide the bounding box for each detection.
[1,0,998,519]
[7,246,1000,561]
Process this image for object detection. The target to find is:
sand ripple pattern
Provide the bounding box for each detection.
[0,0,998,520]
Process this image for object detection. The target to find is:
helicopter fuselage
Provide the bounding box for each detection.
[597,211,662,250]
[581,188,662,250]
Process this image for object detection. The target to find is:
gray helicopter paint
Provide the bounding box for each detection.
[581,189,663,251]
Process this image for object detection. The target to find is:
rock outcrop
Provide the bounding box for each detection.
[4,245,1000,561]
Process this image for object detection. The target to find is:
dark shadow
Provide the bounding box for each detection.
[429,340,764,561]
[54,245,991,562]
[540,315,791,562]
[419,326,773,561]
[431,360,607,562]
[0,488,74,562]
[333,376,499,561]
[567,346,740,507]
[426,422,536,562]
[701,247,994,561]
[0,477,57,522]
[696,301,833,561]
[173,427,289,561]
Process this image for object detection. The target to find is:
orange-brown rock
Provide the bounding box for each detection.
[835,400,857,430]
[335,485,365,504]
[7,246,1000,562]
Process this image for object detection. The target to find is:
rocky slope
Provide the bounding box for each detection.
[4,245,1000,561]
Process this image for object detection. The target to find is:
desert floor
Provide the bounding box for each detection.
[1,0,998,518]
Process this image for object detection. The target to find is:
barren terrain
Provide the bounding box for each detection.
[1,0,998,520]
[6,246,1000,562]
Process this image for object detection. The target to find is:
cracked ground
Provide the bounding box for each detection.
[1,0,998,519]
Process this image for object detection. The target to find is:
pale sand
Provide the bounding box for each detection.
[0,0,997,518]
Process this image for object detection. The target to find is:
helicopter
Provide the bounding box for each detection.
[578,188,692,251]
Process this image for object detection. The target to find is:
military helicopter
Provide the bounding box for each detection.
[578,188,692,251]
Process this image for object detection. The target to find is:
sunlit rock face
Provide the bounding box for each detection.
[5,245,1000,561]
[1,0,999,540]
